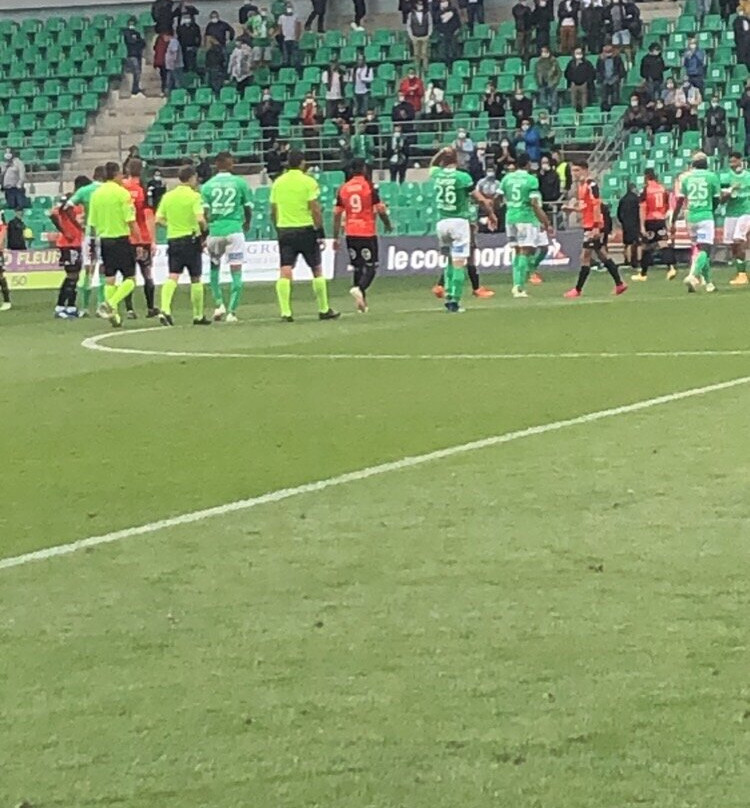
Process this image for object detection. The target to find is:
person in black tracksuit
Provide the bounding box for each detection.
[617,183,640,271]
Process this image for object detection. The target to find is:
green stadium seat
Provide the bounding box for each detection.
[170,88,189,106]
[581,108,603,125]
[681,130,701,149]
[426,63,447,82]
[648,18,671,37]
[387,42,409,63]
[219,86,238,105]
[244,85,262,103]
[703,14,722,31]
[349,29,367,48]
[364,44,382,63]
[371,29,393,47]
[675,15,696,34]
[323,30,343,48]
[207,101,227,122]
[500,57,523,77]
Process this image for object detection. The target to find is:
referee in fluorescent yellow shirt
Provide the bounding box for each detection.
[92,161,140,327]
[154,165,210,326]
[270,149,339,322]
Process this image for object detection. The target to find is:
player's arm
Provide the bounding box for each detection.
[308,180,324,240]
[65,187,83,209]
[671,180,685,235]
[242,182,252,231]
[639,195,647,236]
[154,196,167,228]
[531,196,551,232]
[471,188,498,231]
[332,192,344,244]
[372,187,392,233]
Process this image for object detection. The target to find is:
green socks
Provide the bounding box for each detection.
[444,262,455,300]
[79,273,91,308]
[209,264,224,307]
[229,269,243,313]
[512,254,528,288]
[449,266,466,302]
[693,250,711,282]
[276,277,292,317]
[161,278,178,315]
[97,276,106,305]
[312,276,329,313]
[108,278,136,309]
[531,248,545,271]
[190,281,205,320]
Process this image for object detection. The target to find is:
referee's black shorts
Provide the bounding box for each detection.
[100,237,136,279]
[168,236,203,279]
[277,226,321,271]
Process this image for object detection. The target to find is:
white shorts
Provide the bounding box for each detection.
[436,217,471,259]
[722,215,750,244]
[506,222,538,248]
[535,226,550,248]
[207,233,246,265]
[688,220,715,246]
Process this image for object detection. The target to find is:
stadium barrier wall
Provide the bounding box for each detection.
[3,231,583,290]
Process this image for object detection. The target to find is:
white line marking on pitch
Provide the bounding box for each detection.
[3,373,750,573]
[81,329,750,361]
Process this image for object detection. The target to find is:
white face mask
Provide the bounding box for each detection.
[4,151,11,160]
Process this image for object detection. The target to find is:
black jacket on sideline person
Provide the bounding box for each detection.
[151,0,174,34]
[617,187,640,243]
[705,104,727,138]
[640,52,665,82]
[564,57,594,87]
[123,27,146,58]
[7,216,27,250]
[205,18,236,46]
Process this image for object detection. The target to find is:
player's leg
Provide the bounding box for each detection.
[729,216,750,285]
[565,240,593,297]
[594,242,626,292]
[529,225,549,285]
[685,222,715,291]
[99,240,137,326]
[207,237,227,320]
[307,231,339,319]
[276,230,296,321]
[137,245,158,316]
[511,226,535,298]
[189,238,210,325]
[159,240,182,325]
[348,237,372,312]
[445,220,470,311]
[468,223,494,297]
[55,250,80,318]
[226,233,245,323]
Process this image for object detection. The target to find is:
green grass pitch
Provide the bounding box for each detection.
[3,272,750,807]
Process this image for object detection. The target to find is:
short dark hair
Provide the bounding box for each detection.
[287,149,305,168]
[74,175,90,190]
[178,165,197,184]
[516,152,531,168]
[574,159,589,169]
[350,157,366,175]
[730,151,743,160]
[215,151,234,170]
[93,165,106,181]
[644,168,657,181]
[104,161,120,181]
[127,158,143,178]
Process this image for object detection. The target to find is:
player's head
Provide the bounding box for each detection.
[127,158,143,179]
[74,175,90,191]
[215,151,234,172]
[178,165,198,188]
[627,182,638,194]
[730,151,744,172]
[516,152,531,170]
[349,157,366,176]
[104,161,122,182]
[691,151,708,170]
[438,146,458,168]
[571,160,589,182]
[93,165,105,182]
[644,168,657,183]
[287,149,307,171]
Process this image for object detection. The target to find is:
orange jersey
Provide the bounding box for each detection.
[641,180,668,221]
[578,178,603,229]
[51,203,84,248]
[334,176,384,238]
[122,177,152,245]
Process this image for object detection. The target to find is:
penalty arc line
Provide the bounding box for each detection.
[3,373,750,572]
[80,329,750,361]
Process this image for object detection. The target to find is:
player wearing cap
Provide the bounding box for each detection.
[332,158,392,313]
[671,152,721,293]
[271,148,339,322]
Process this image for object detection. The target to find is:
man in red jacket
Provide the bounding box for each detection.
[399,67,425,114]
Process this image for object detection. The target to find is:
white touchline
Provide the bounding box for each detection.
[3,374,750,573]
[81,329,750,361]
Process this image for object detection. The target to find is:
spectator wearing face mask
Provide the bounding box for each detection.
[147,169,166,208]
[484,82,506,133]
[580,0,604,57]
[493,138,516,177]
[204,36,227,95]
[640,42,665,102]
[177,13,201,72]
[510,88,533,127]
[435,0,461,67]
[623,94,649,131]
[531,0,553,52]
[321,58,346,119]
[453,128,476,170]
[535,45,561,114]
[674,80,701,133]
[406,1,432,75]
[649,99,671,133]
[205,11,235,47]
[536,109,555,150]
[604,0,635,52]
[164,34,184,95]
[514,119,541,164]
[399,67,425,114]
[387,125,410,182]
[683,37,706,92]
[392,91,416,136]
[423,81,452,119]
[564,48,594,112]
[1,149,26,210]
[332,98,354,129]
[123,17,146,96]
[539,156,561,208]
[256,86,282,144]
[596,43,625,112]
[512,0,533,61]
[352,54,374,117]
[278,3,301,69]
[557,0,579,56]
[661,77,677,107]
[704,97,728,157]
[228,40,253,94]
